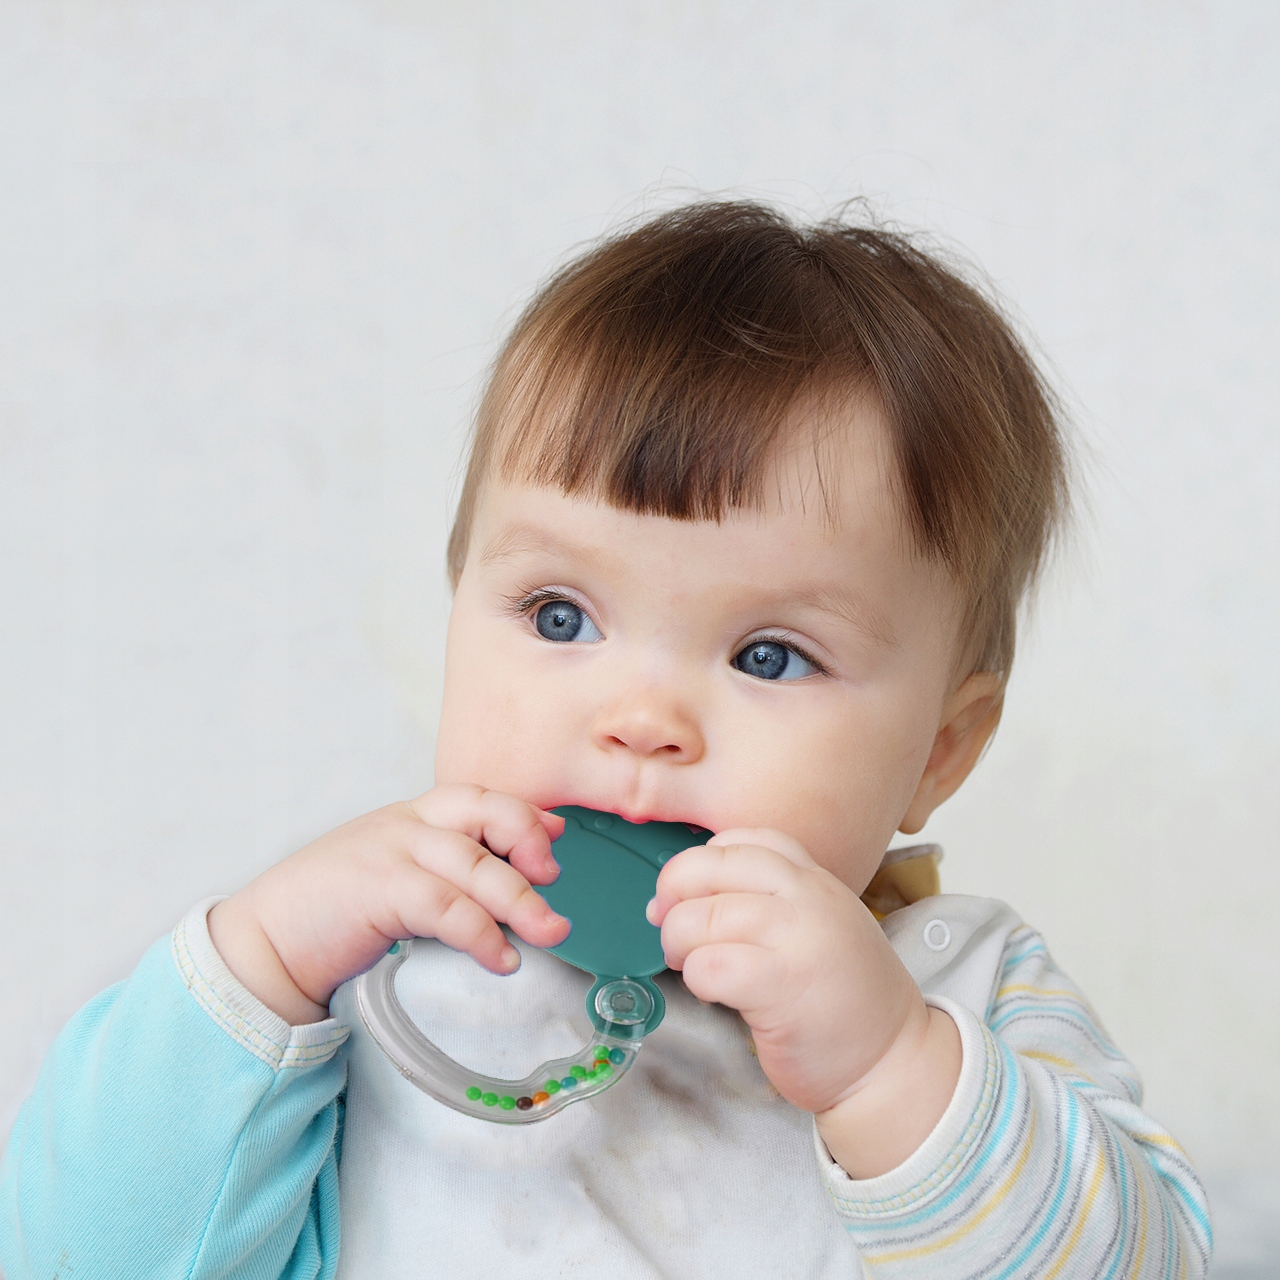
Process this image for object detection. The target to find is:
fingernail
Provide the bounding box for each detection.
[501,945,520,971]
[645,897,658,923]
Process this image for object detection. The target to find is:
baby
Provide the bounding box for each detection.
[1,202,1211,1278]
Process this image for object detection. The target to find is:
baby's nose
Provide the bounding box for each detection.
[591,693,705,763]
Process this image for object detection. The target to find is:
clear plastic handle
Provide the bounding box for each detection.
[355,939,661,1123]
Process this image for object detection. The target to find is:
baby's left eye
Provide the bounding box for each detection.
[533,599,603,643]
[731,640,818,682]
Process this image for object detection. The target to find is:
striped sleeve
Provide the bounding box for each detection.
[820,924,1213,1278]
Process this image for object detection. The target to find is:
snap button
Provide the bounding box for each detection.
[923,919,951,952]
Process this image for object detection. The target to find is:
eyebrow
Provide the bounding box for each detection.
[478,521,609,570]
[478,520,898,649]
[784,585,899,649]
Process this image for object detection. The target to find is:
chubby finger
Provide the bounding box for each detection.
[399,824,569,950]
[407,784,564,885]
[679,942,781,1014]
[648,841,802,926]
[384,861,522,974]
[659,892,791,972]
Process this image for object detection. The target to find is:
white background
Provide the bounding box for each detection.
[1,3,1276,1273]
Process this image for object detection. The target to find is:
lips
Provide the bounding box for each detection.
[544,798,711,836]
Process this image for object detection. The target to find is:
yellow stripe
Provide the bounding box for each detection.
[1020,1051,1081,1072]
[1133,1160,1149,1274]
[1129,1130,1187,1155]
[996,984,1084,1000]
[865,1111,1037,1265]
[1042,1146,1107,1279]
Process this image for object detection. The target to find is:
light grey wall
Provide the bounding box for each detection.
[1,3,1276,1272]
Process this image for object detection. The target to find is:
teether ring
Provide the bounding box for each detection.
[356,806,705,1123]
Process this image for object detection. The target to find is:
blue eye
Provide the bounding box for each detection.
[534,600,602,643]
[732,640,817,681]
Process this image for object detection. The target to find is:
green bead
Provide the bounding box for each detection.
[481,1092,498,1107]
[569,1065,588,1079]
[499,1095,516,1110]
[596,1062,613,1078]
[465,1086,482,1101]
[585,1067,598,1080]
[593,1045,610,1059]
[545,1079,561,1094]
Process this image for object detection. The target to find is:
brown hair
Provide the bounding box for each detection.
[447,201,1069,679]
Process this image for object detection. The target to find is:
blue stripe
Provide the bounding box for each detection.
[1099,1124,1132,1280]
[862,1032,1019,1233]
[989,1074,1080,1280]
[1159,1162,1211,1241]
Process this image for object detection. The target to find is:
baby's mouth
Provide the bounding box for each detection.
[548,800,712,837]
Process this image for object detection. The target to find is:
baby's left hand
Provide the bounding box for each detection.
[648,830,961,1175]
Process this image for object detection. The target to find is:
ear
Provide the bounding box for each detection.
[898,672,1004,835]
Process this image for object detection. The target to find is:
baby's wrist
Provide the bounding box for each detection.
[208,898,331,1026]
[814,1001,962,1180]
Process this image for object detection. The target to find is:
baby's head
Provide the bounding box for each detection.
[436,202,1069,894]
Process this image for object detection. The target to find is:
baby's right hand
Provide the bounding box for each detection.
[207,785,570,1025]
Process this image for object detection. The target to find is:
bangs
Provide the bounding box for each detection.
[478,211,870,522]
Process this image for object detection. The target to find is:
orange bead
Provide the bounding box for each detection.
[532,1091,550,1105]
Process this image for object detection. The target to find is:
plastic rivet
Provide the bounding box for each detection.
[923,919,952,952]
[595,979,653,1027]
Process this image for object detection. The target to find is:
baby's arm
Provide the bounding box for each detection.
[651,837,1212,1278]
[0,902,347,1279]
[822,921,1212,1277]
[1,785,569,1280]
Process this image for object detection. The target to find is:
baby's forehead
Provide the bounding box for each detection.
[474,416,921,593]
[489,385,896,532]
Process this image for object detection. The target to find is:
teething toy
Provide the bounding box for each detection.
[355,805,706,1123]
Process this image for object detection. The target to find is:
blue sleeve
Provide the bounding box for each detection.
[0,903,350,1280]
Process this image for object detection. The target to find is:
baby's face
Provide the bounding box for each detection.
[436,404,966,894]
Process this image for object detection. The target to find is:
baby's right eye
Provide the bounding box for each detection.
[534,600,602,643]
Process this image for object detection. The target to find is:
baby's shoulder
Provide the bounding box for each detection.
[881,894,1028,1023]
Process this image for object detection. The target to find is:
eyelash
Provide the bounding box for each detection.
[505,588,830,678]
[504,586,594,622]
